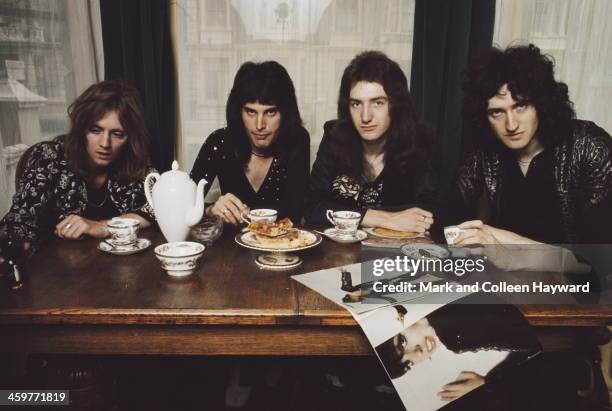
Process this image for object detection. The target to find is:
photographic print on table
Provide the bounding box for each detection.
[292,261,455,316]
[363,294,541,411]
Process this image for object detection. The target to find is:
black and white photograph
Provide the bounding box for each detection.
[369,295,541,410]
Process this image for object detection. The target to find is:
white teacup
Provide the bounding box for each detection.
[326,210,361,237]
[444,225,468,245]
[242,209,278,223]
[107,217,140,246]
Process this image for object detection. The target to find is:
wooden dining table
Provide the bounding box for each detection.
[0,226,610,356]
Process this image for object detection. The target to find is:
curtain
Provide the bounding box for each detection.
[0,0,103,213]
[493,0,612,134]
[100,0,176,172]
[410,0,496,176]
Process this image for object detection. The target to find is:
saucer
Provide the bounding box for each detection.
[98,238,151,255]
[321,228,367,244]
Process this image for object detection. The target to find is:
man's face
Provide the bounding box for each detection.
[241,102,282,152]
[85,110,128,170]
[349,81,391,142]
[486,84,540,151]
[392,317,440,368]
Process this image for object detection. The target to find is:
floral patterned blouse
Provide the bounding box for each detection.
[0,138,155,251]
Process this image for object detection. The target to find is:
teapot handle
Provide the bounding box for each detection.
[144,172,160,209]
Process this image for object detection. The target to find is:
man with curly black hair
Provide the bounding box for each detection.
[447,44,611,245]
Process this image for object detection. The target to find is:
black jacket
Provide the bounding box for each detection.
[446,120,612,243]
[304,120,439,224]
[190,127,310,223]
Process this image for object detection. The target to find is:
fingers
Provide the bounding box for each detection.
[55,216,73,239]
[413,221,430,233]
[63,220,87,239]
[224,193,249,212]
[438,372,483,401]
[455,228,498,246]
[437,389,461,401]
[458,220,483,229]
[223,201,243,225]
[55,215,88,240]
[390,208,435,231]
[454,230,480,246]
[410,209,434,230]
[211,194,248,225]
[440,383,463,393]
[408,207,434,219]
[457,371,479,380]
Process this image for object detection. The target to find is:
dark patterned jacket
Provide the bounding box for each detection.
[0,138,155,250]
[449,120,612,243]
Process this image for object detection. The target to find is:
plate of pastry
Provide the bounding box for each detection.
[235,218,322,269]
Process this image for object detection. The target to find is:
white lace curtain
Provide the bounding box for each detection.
[0,0,104,214]
[493,0,612,133]
[175,0,416,173]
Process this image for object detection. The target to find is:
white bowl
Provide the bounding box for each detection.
[154,241,205,277]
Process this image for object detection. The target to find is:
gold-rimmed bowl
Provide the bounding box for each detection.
[154,241,205,277]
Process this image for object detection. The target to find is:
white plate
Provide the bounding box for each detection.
[400,243,450,259]
[321,228,367,244]
[235,229,322,252]
[98,238,151,255]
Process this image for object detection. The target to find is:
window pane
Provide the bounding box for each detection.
[494,0,612,133]
[0,0,101,212]
[176,0,416,178]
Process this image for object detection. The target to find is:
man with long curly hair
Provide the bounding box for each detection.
[448,44,611,245]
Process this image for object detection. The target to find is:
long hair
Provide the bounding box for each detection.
[65,80,151,182]
[226,61,303,167]
[376,336,410,379]
[463,44,575,151]
[332,51,434,181]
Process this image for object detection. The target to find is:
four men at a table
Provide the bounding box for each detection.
[1,43,611,261]
[0,43,610,409]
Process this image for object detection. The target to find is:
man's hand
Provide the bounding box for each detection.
[55,215,109,239]
[363,208,434,233]
[451,220,586,272]
[205,193,249,225]
[437,371,485,401]
[454,220,537,246]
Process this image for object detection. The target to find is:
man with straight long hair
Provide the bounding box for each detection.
[305,51,438,234]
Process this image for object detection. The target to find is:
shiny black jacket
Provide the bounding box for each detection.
[449,120,612,243]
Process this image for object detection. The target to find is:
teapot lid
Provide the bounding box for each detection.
[159,160,191,182]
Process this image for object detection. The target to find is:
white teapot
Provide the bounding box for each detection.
[144,161,207,242]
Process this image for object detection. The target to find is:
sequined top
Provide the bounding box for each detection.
[190,127,310,222]
[445,120,612,243]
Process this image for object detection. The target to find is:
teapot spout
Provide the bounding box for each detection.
[185,178,208,226]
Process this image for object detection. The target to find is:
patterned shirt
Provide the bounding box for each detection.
[0,138,155,250]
